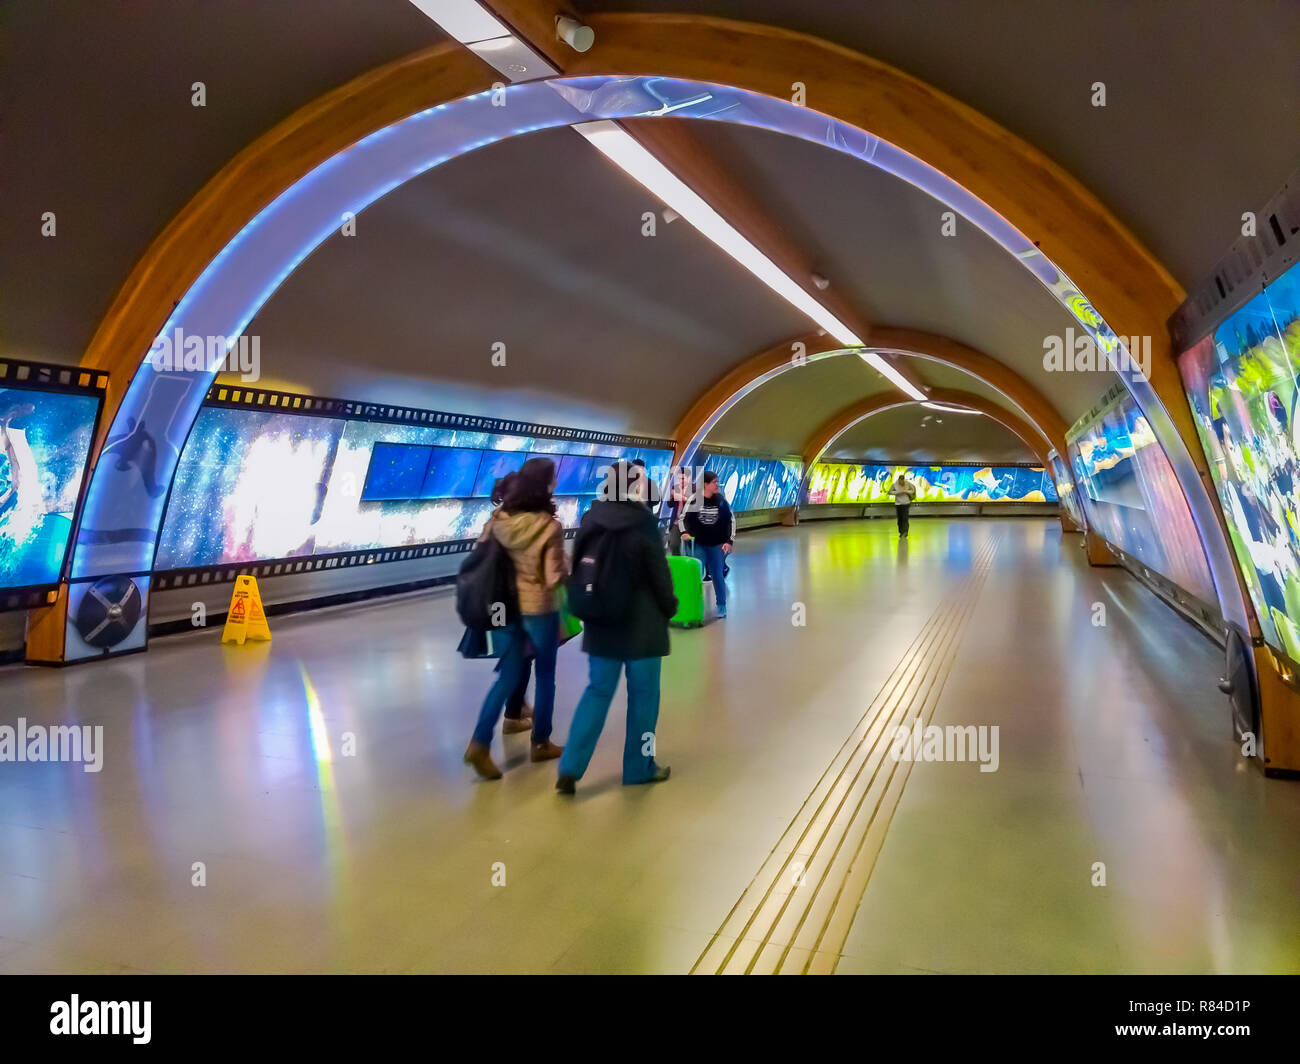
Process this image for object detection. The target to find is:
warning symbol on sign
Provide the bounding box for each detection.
[221,575,271,646]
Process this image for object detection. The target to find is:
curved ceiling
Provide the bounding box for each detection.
[825,407,1039,466]
[677,121,1089,417]
[0,0,448,362]
[242,115,1096,444]
[240,125,805,436]
[702,356,894,455]
[3,0,1295,473]
[588,0,1300,286]
[701,347,1045,462]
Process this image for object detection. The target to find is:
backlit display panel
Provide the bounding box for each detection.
[156,406,672,569]
[805,464,1057,504]
[1049,453,1085,529]
[1067,391,1215,605]
[1178,260,1300,654]
[0,387,100,592]
[695,453,803,511]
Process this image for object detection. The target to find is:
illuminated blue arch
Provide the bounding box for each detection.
[69,74,1247,630]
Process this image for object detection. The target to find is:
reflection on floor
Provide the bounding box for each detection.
[1,518,1298,974]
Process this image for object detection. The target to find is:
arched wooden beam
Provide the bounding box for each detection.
[863,326,1069,458]
[38,14,1242,668]
[802,388,1051,471]
[78,14,1192,504]
[568,14,1184,342]
[672,328,1071,472]
[797,388,1077,530]
[567,13,1248,635]
[68,15,1187,548]
[670,331,850,468]
[800,393,919,468]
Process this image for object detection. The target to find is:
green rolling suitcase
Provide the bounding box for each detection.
[668,553,706,628]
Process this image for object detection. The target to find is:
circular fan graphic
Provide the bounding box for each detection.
[74,576,143,649]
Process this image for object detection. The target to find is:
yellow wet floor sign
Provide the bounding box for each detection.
[222,575,272,645]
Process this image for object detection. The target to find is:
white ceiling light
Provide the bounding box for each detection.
[862,352,927,400]
[922,401,983,414]
[407,0,510,43]
[466,35,557,79]
[575,120,870,345]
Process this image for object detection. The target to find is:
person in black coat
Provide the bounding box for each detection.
[556,461,676,794]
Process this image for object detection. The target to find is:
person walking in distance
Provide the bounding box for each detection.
[557,461,675,795]
[889,470,917,537]
[465,458,567,779]
[680,470,735,619]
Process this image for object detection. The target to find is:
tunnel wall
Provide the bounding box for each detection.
[1065,380,1218,612]
[805,462,1058,505]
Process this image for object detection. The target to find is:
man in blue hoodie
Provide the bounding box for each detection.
[680,471,735,619]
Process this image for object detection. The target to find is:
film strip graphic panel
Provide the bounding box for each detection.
[204,383,676,452]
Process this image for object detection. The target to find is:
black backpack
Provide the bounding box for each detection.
[456,535,519,631]
[566,524,635,622]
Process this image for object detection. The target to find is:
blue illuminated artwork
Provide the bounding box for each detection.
[420,448,482,500]
[1049,454,1085,529]
[1179,260,1300,650]
[694,453,803,511]
[806,464,1058,504]
[1066,392,1214,605]
[555,455,595,495]
[362,442,430,501]
[156,406,673,569]
[0,388,99,591]
[473,450,528,496]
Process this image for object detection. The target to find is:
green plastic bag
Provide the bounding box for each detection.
[556,586,583,645]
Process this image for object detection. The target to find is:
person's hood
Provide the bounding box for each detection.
[491,509,556,551]
[586,499,655,531]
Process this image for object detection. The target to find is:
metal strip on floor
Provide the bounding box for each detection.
[692,532,1001,974]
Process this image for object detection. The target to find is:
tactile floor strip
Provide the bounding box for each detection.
[692,533,1000,974]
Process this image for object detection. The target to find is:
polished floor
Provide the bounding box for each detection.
[2,518,1299,973]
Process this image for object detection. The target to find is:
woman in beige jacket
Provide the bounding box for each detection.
[465,457,569,779]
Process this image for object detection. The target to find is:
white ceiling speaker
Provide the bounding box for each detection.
[662,208,680,223]
[811,272,830,290]
[556,14,595,52]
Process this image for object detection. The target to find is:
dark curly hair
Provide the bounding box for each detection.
[489,473,515,507]
[501,457,557,515]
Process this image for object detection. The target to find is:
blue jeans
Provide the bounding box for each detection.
[699,543,728,611]
[558,656,663,784]
[473,612,558,746]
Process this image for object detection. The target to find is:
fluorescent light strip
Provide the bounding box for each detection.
[575,120,869,345]
[407,0,509,44]
[862,352,927,400]
[574,123,928,401]
[922,401,982,414]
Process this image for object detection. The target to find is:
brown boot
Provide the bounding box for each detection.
[502,716,533,735]
[530,740,563,763]
[464,741,502,780]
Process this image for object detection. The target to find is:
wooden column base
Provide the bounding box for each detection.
[25,584,70,663]
[1085,532,1118,566]
[1255,645,1300,775]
